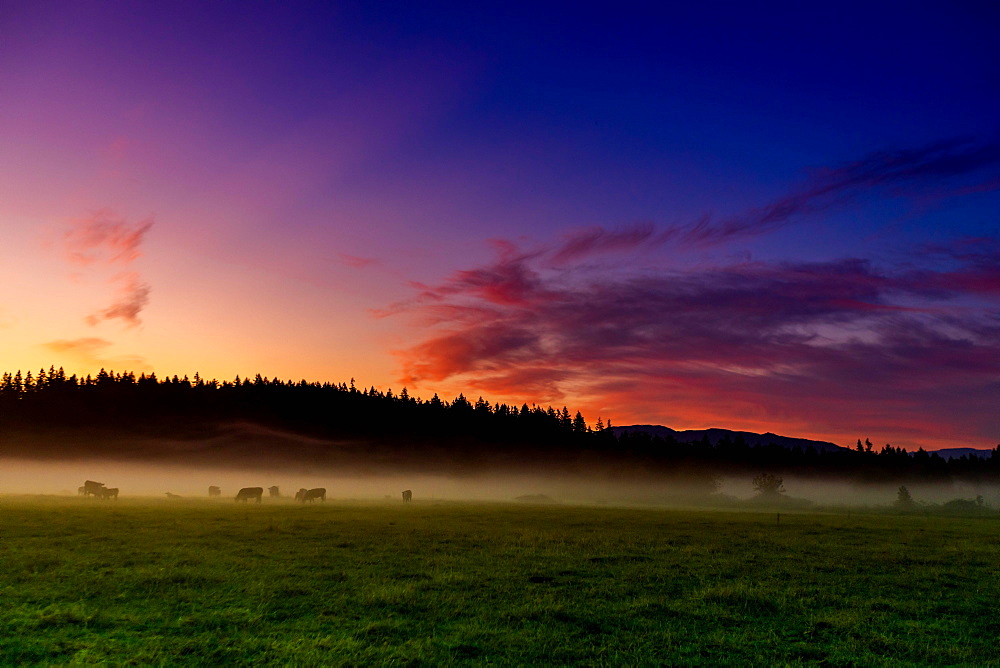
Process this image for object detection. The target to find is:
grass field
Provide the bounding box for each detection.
[0,496,997,665]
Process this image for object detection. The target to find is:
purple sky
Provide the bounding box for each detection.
[2,1,998,450]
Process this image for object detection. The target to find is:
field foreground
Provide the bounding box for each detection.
[0,497,997,665]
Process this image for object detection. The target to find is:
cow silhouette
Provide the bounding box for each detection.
[402,489,412,503]
[165,492,182,499]
[99,487,119,500]
[296,488,326,503]
[83,480,105,497]
[235,487,264,503]
[77,486,86,496]
[268,486,281,498]
[208,486,221,497]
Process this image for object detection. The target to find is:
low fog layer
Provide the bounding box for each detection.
[2,458,998,509]
[0,458,714,502]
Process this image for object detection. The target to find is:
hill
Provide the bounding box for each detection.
[612,425,847,453]
[930,448,995,461]
[0,368,997,482]
[613,425,997,461]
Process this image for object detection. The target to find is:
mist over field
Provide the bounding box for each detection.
[2,373,996,512]
[1,410,995,509]
[715,475,1000,508]
[4,453,998,511]
[0,456,714,501]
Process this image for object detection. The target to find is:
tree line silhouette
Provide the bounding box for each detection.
[1,367,997,482]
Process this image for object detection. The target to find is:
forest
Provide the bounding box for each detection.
[1,367,997,483]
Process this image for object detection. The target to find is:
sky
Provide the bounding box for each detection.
[2,1,998,451]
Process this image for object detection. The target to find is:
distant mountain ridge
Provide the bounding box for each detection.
[613,425,996,459]
[612,425,847,453]
[930,448,996,461]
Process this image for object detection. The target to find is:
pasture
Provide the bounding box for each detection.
[0,496,996,665]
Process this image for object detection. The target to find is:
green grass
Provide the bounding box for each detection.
[0,496,997,665]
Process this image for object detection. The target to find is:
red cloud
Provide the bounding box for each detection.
[84,272,151,328]
[64,209,153,266]
[386,138,1000,449]
[388,237,1000,450]
[59,209,154,327]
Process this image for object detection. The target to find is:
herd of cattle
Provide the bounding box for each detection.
[230,486,327,503]
[78,480,119,499]
[79,481,414,503]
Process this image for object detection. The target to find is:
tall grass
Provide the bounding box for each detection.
[0,495,996,664]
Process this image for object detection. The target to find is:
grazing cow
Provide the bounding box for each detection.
[402,489,412,503]
[78,486,86,496]
[99,487,119,500]
[268,486,281,498]
[235,487,264,503]
[83,480,105,497]
[208,486,221,497]
[296,487,326,503]
[165,492,182,499]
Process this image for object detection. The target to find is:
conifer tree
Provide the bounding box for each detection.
[895,485,915,509]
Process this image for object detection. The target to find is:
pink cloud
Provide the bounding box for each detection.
[84,272,150,327]
[339,253,379,269]
[59,209,154,327]
[64,208,153,266]
[388,236,1000,449]
[550,222,659,264]
[385,138,1000,448]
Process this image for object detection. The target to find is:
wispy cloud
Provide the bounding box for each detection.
[692,136,1000,246]
[42,337,150,371]
[387,139,1000,448]
[62,209,154,327]
[392,244,1000,446]
[83,272,151,327]
[64,208,153,266]
[339,253,380,269]
[669,137,1000,248]
[473,138,1000,272]
[550,222,659,264]
[916,238,1000,297]
[43,337,114,356]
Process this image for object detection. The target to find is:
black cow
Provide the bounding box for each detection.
[99,487,119,500]
[268,486,281,498]
[296,487,326,503]
[208,486,221,497]
[402,489,412,503]
[235,487,264,503]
